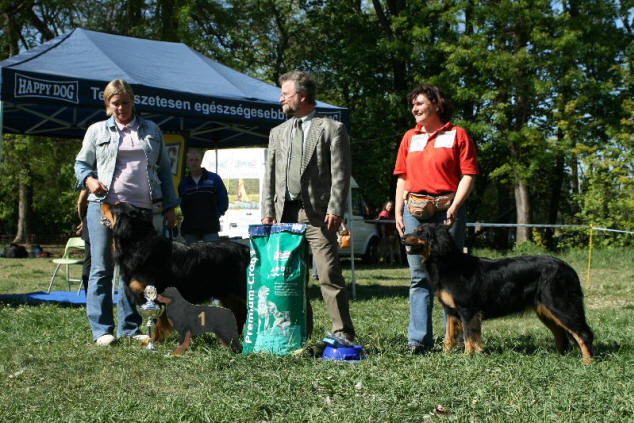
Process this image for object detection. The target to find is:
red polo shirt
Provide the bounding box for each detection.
[393,122,478,195]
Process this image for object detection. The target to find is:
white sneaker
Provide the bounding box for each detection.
[132,334,150,343]
[95,334,116,346]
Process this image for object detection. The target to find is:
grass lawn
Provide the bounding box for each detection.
[0,247,632,422]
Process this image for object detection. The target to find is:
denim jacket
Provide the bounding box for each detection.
[74,115,178,210]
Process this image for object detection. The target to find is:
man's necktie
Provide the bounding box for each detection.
[288,119,303,196]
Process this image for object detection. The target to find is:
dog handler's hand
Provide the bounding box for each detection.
[445,206,457,226]
[164,208,176,228]
[85,176,108,196]
[395,214,405,237]
[324,214,342,232]
[261,217,276,224]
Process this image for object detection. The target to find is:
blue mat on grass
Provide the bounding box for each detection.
[0,290,119,305]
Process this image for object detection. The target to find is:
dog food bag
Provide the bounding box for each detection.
[243,223,308,355]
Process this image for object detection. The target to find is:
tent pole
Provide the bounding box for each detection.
[348,181,356,299]
[0,101,3,164]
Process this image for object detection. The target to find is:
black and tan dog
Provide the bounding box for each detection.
[101,202,249,343]
[404,223,594,364]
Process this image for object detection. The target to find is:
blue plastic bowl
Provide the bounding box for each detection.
[322,344,365,362]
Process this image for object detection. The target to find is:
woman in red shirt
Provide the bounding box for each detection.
[393,84,478,354]
[377,200,401,265]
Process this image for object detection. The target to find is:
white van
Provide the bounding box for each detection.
[202,148,379,262]
[202,148,266,240]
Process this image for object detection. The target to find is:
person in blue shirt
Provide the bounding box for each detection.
[178,148,229,242]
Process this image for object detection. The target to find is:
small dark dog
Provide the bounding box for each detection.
[157,287,241,355]
[404,223,594,364]
[101,202,249,342]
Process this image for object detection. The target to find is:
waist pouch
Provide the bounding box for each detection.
[406,192,455,220]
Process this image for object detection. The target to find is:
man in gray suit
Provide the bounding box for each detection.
[261,70,355,341]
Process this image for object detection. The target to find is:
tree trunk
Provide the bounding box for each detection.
[121,0,144,35]
[13,165,33,243]
[514,179,530,243]
[157,0,179,42]
[1,4,20,56]
[544,151,565,248]
[3,13,56,244]
[492,183,512,249]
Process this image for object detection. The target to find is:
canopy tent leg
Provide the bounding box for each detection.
[348,182,356,300]
[0,101,3,164]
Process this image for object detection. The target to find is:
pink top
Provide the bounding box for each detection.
[105,117,152,208]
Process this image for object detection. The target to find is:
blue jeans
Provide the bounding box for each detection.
[86,202,142,340]
[183,232,220,243]
[404,205,466,347]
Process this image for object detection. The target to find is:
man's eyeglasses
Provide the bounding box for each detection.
[280,92,299,99]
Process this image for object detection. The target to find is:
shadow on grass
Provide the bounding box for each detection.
[479,334,559,356]
[592,340,630,357]
[468,334,629,362]
[307,283,409,301]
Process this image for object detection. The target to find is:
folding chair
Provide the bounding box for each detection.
[47,237,85,293]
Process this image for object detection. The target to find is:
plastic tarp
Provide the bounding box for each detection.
[0,290,118,305]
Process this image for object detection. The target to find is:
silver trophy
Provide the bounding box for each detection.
[138,285,164,351]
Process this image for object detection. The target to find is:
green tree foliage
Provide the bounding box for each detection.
[0,0,631,248]
[0,136,78,237]
[0,0,67,241]
[299,0,405,205]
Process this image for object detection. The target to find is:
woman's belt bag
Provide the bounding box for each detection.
[406,192,455,220]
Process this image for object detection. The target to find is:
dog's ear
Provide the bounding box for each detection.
[157,294,173,305]
[121,202,147,222]
[415,223,433,241]
[115,202,137,218]
[128,280,147,298]
[100,203,115,229]
[432,223,457,254]
[403,233,424,247]
[101,203,112,219]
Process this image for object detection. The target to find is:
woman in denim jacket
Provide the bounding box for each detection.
[75,79,178,346]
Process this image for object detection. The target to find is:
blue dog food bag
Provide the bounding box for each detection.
[243,223,308,355]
